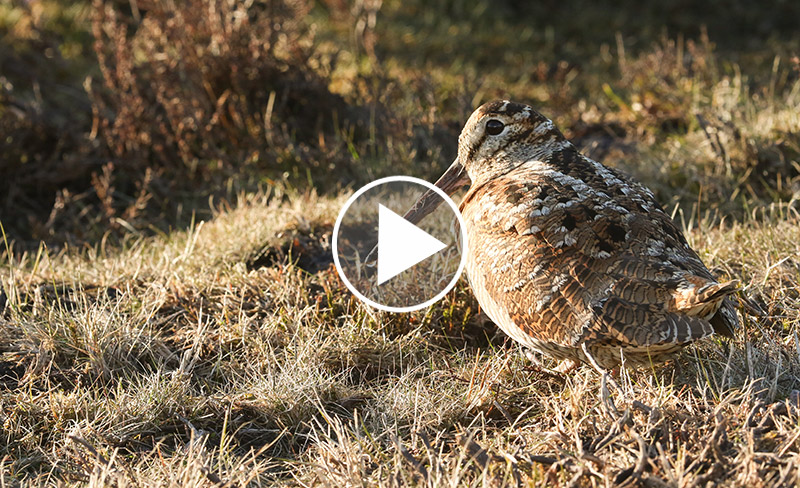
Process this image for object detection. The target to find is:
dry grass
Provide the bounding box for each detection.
[2,0,800,486]
[1,192,799,486]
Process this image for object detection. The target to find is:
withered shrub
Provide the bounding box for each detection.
[1,0,371,243]
[89,0,355,176]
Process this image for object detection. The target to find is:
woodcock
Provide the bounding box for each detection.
[405,100,739,369]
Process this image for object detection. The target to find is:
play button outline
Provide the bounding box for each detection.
[377,204,447,285]
[332,175,468,313]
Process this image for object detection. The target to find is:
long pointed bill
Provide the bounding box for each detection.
[364,158,469,267]
[403,158,470,225]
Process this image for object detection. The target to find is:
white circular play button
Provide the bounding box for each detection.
[332,176,468,312]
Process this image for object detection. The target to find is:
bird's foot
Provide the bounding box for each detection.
[554,358,579,374]
[523,351,569,380]
[600,372,620,417]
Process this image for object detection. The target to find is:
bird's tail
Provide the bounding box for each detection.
[672,279,739,319]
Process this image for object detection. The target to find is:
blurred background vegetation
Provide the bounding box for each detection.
[1,0,799,245]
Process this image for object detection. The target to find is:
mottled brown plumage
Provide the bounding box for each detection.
[406,100,739,369]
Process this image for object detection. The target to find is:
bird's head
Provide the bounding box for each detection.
[456,100,564,186]
[404,100,564,224]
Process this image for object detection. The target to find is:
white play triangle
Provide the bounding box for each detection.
[377,204,447,285]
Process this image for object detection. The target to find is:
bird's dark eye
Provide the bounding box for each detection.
[486,119,505,135]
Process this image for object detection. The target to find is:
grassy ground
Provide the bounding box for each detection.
[2,0,800,486]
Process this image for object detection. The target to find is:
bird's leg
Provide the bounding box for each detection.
[581,343,621,417]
